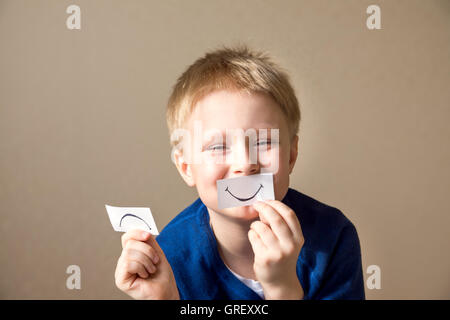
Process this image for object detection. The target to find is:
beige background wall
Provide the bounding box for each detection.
[1,0,449,299]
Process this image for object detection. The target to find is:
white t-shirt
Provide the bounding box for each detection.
[225,265,265,299]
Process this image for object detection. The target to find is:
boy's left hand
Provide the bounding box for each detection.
[249,200,305,299]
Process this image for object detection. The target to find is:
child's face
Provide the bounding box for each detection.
[175,89,298,221]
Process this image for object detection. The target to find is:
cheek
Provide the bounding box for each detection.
[267,147,291,200]
[200,162,227,180]
[192,162,228,198]
[272,170,289,201]
[258,145,287,174]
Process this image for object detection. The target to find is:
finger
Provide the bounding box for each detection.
[262,200,303,243]
[248,228,266,256]
[122,259,150,279]
[115,261,135,290]
[121,248,157,274]
[253,201,293,243]
[250,221,278,248]
[125,239,160,264]
[121,229,151,249]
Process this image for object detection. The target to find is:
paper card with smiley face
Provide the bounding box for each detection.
[105,204,159,235]
[216,173,275,209]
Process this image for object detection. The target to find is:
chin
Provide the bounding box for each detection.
[223,205,260,221]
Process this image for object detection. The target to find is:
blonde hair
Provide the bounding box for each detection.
[166,44,300,146]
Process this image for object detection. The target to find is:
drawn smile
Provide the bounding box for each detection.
[119,213,152,231]
[225,184,264,202]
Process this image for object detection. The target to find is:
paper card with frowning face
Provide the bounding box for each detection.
[216,173,275,209]
[105,204,159,235]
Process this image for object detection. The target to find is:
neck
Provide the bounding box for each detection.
[208,207,257,278]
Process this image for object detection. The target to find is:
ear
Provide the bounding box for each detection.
[288,135,299,175]
[173,149,196,187]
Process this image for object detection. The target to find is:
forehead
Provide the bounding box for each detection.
[188,90,285,132]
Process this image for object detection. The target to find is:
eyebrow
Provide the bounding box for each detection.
[202,128,278,144]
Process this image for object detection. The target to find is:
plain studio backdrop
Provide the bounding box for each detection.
[0,0,449,299]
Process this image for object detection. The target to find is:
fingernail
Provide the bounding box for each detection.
[153,254,159,264]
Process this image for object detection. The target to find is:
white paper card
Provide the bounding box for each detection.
[105,204,159,235]
[217,173,275,209]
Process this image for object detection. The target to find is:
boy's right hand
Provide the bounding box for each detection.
[114,229,180,300]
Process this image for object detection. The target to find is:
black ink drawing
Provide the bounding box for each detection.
[225,184,264,201]
[119,213,152,231]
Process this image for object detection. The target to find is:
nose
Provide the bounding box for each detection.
[231,161,259,176]
[229,139,260,176]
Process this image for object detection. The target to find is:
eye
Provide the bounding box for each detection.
[206,144,228,152]
[254,140,271,147]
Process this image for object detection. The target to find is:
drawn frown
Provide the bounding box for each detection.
[225,184,264,202]
[119,213,152,232]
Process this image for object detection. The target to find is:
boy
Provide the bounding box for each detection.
[114,45,365,300]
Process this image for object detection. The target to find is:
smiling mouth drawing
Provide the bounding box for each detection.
[225,184,264,202]
[119,213,152,231]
